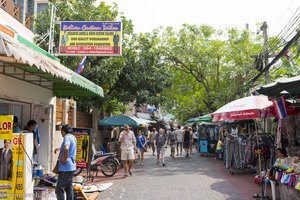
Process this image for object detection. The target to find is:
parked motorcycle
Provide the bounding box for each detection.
[74,153,119,177]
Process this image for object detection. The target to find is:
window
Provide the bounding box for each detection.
[37,3,48,15]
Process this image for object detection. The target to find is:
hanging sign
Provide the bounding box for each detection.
[59,21,122,56]
[73,128,90,168]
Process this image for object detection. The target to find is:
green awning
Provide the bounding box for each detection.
[257,76,300,97]
[194,114,212,123]
[0,32,103,97]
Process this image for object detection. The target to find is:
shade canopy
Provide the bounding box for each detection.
[0,33,103,97]
[257,76,300,97]
[194,114,212,123]
[212,95,274,122]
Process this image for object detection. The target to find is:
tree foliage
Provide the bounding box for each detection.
[34,0,171,113]
[157,24,262,121]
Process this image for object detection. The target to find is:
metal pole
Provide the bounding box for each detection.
[48,5,57,54]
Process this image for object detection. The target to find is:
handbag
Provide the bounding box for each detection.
[52,161,59,174]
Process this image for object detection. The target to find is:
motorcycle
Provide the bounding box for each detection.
[74,153,119,177]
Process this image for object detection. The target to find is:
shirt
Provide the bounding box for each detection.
[58,133,77,172]
[119,130,136,150]
[176,129,183,142]
[216,140,223,150]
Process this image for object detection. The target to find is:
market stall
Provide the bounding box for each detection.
[257,76,300,199]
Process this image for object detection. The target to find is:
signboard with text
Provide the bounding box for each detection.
[0,116,25,199]
[59,21,122,56]
[73,128,90,168]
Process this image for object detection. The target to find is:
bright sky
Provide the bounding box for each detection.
[102,0,299,37]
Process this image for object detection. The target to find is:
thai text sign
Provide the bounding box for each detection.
[59,21,122,56]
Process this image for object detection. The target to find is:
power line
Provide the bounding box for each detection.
[249,30,300,87]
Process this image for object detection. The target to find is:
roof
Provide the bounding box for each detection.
[0,32,103,97]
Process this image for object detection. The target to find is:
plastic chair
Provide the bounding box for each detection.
[91,143,103,160]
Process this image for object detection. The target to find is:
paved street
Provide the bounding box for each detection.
[96,147,262,200]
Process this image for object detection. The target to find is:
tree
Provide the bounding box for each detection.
[34,0,171,113]
[158,24,262,121]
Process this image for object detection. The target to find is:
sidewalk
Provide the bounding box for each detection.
[96,147,264,200]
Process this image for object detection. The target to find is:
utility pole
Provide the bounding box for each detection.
[261,21,269,84]
[48,5,57,55]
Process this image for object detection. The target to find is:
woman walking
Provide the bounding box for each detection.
[183,126,191,158]
[136,130,147,166]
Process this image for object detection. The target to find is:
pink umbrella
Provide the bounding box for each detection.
[212,95,275,122]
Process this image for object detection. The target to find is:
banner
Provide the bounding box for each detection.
[0,116,25,199]
[73,128,90,168]
[59,21,122,56]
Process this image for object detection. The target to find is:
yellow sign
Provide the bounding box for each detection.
[59,21,122,56]
[0,115,13,139]
[0,116,25,199]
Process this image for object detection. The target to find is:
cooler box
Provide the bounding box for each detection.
[199,139,208,153]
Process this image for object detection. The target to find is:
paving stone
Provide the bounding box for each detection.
[97,147,262,200]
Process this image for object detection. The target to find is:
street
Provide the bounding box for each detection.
[97,147,261,200]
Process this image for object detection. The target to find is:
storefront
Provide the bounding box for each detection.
[0,27,104,174]
[257,76,300,199]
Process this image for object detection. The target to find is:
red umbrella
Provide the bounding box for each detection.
[212,95,275,122]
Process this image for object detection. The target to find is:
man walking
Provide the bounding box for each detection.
[119,124,137,177]
[176,126,183,156]
[55,124,77,200]
[154,128,168,166]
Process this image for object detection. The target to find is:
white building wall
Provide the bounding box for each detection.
[0,74,54,171]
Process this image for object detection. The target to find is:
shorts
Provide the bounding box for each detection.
[121,149,135,160]
[177,142,183,148]
[157,146,167,155]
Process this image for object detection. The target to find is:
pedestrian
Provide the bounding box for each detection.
[0,139,12,180]
[119,124,137,177]
[54,124,77,200]
[183,126,191,158]
[168,127,177,158]
[175,125,183,156]
[154,128,168,166]
[136,130,147,166]
[24,120,39,162]
[192,126,199,153]
[149,128,157,156]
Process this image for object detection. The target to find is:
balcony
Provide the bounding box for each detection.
[0,0,32,30]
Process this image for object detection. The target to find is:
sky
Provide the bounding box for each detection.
[101,0,299,37]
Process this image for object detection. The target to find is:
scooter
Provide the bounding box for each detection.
[74,153,118,177]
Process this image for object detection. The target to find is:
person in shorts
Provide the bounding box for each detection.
[168,127,177,158]
[119,124,137,177]
[154,128,168,166]
[176,126,183,156]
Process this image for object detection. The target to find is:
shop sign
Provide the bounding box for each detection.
[59,21,122,56]
[0,115,25,199]
[73,128,90,168]
[0,115,13,139]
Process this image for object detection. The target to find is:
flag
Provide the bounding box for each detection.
[273,96,287,119]
[76,56,87,75]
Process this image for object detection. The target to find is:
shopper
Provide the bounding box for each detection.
[168,127,177,158]
[136,130,147,166]
[154,128,168,166]
[119,124,137,177]
[176,126,183,156]
[183,126,191,158]
[54,124,77,200]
